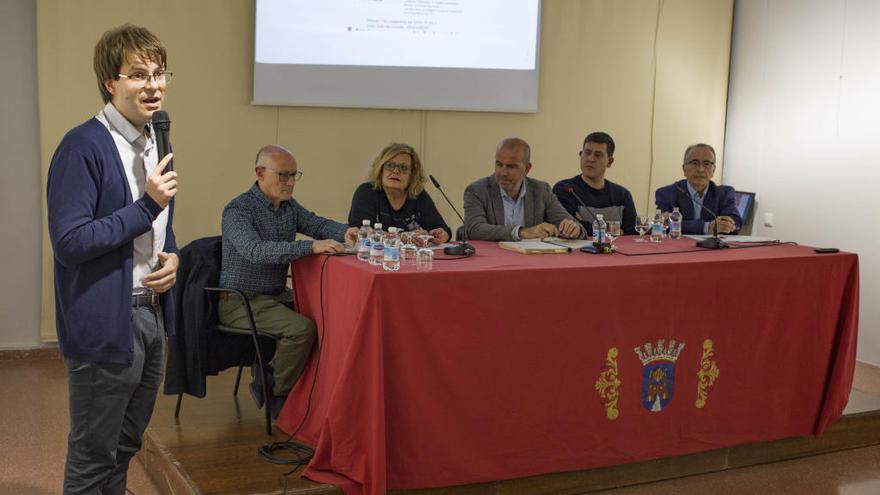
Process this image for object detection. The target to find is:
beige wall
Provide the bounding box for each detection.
[1,0,41,348]
[37,0,733,340]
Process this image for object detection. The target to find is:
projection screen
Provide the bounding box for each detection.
[253,0,541,113]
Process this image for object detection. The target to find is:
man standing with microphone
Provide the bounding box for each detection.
[47,24,179,494]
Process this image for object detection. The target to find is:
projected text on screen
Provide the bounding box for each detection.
[256,0,539,70]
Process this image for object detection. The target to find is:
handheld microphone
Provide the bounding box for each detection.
[428,175,475,257]
[674,184,727,249]
[151,111,173,172]
[566,185,600,225]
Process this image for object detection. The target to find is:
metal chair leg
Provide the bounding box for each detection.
[264,396,273,436]
[233,364,244,396]
[175,393,183,418]
[259,360,273,436]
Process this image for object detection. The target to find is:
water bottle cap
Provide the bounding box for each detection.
[388,227,398,233]
[597,214,604,220]
[374,223,382,229]
[362,219,371,225]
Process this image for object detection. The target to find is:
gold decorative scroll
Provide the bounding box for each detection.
[594,347,621,420]
[695,339,720,409]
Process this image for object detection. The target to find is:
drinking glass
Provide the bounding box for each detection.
[415,233,434,270]
[415,232,432,249]
[416,233,433,249]
[400,231,417,264]
[635,215,649,242]
[606,221,621,247]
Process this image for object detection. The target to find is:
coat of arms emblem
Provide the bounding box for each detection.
[634,339,685,412]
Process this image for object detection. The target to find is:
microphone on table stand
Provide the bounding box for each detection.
[566,185,601,229]
[674,184,728,249]
[428,175,475,257]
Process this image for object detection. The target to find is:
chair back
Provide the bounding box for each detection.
[734,191,757,235]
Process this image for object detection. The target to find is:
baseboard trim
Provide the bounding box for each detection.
[855,361,880,395]
[0,344,60,361]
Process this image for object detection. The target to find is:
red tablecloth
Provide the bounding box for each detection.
[277,237,859,495]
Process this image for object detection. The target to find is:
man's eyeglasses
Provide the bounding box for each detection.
[383,162,412,174]
[267,167,303,183]
[117,71,173,86]
[685,159,715,169]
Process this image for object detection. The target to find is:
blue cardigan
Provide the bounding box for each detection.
[47,118,177,365]
[654,179,742,235]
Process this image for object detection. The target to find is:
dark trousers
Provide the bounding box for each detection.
[62,304,165,495]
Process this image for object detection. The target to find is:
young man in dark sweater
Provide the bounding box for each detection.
[552,131,638,236]
[47,25,179,494]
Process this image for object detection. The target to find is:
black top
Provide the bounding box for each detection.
[552,175,638,235]
[348,182,452,237]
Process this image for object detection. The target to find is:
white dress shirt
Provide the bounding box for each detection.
[96,102,169,292]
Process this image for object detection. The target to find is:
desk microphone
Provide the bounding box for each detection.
[428,175,475,257]
[674,184,727,249]
[565,185,601,226]
[151,111,173,172]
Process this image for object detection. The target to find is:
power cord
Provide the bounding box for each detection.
[279,466,306,495]
[614,240,797,257]
[258,440,313,466]
[258,255,333,467]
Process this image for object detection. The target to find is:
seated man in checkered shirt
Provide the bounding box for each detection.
[219,144,358,417]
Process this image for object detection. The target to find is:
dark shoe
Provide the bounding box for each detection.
[269,394,287,421]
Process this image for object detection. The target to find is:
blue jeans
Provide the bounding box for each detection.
[62,304,165,495]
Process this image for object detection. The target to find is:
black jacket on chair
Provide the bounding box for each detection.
[163,236,268,398]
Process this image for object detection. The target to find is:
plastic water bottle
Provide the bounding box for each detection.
[383,227,401,271]
[651,209,664,243]
[669,207,683,239]
[369,223,384,266]
[357,219,372,262]
[592,214,607,246]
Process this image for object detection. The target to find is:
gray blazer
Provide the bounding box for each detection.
[463,175,579,241]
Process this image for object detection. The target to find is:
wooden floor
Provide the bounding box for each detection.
[142,365,880,495]
[143,368,332,495]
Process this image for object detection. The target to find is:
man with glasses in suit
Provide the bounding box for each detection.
[654,143,742,234]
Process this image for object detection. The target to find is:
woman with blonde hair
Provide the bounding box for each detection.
[348,143,451,243]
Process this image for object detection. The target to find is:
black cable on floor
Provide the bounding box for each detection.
[258,255,333,467]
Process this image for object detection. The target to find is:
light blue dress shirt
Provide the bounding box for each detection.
[500,180,527,240]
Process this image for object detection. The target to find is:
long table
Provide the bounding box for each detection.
[276,237,859,495]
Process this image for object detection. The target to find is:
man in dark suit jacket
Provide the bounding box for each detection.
[654,143,742,235]
[463,137,582,241]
